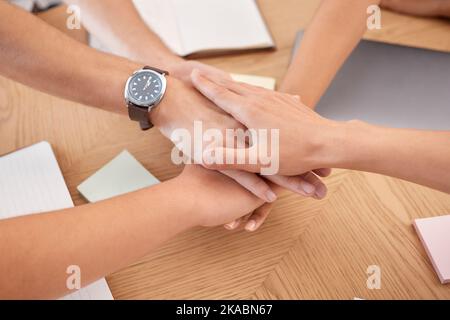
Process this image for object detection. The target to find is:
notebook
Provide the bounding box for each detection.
[132,0,275,57]
[414,215,450,284]
[0,141,114,300]
[292,31,450,130]
[77,150,160,203]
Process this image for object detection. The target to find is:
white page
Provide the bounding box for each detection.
[133,0,273,56]
[133,0,184,55]
[174,0,273,55]
[0,141,113,300]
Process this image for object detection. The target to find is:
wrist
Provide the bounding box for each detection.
[171,170,205,228]
[437,1,450,17]
[121,31,183,70]
[146,175,200,231]
[145,55,184,74]
[163,57,186,73]
[148,76,184,134]
[98,57,141,115]
[313,119,369,170]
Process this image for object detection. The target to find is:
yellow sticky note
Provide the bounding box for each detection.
[231,73,276,90]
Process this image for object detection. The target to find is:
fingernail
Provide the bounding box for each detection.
[315,184,328,199]
[265,190,277,203]
[225,221,237,230]
[300,182,315,195]
[245,220,257,232]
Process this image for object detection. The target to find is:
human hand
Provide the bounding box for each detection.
[151,76,328,231]
[169,60,327,180]
[151,75,327,195]
[170,60,232,85]
[179,165,277,228]
[191,69,339,177]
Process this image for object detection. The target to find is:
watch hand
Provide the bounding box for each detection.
[143,78,151,91]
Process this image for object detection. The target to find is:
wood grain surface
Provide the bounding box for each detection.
[1,0,449,299]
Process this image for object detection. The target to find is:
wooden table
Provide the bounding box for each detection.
[1,0,450,299]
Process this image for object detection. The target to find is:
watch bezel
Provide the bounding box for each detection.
[124,69,167,108]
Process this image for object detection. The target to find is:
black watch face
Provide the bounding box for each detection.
[127,71,164,106]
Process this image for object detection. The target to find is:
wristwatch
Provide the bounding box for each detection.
[124,66,169,130]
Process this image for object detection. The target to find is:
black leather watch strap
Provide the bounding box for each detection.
[127,66,169,131]
[128,102,153,131]
[143,65,169,75]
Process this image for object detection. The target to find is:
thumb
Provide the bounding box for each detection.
[202,147,262,173]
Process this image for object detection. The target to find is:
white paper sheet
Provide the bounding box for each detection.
[133,0,274,56]
[0,141,113,300]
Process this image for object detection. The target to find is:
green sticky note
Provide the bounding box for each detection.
[77,150,160,203]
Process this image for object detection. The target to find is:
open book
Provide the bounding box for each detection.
[133,0,275,57]
[0,142,113,300]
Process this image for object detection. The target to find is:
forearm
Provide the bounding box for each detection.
[280,0,380,108]
[439,1,450,17]
[64,0,182,68]
[0,1,141,115]
[320,121,450,193]
[0,177,195,299]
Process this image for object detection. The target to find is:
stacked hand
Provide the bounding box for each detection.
[190,69,337,176]
[153,61,331,231]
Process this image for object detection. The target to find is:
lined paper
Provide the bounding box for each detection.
[0,141,113,300]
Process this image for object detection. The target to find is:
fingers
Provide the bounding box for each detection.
[208,71,299,101]
[245,203,273,232]
[224,203,273,232]
[191,69,251,124]
[194,62,233,80]
[301,172,328,199]
[221,169,277,203]
[203,147,262,173]
[224,212,251,231]
[196,69,265,96]
[313,168,332,177]
[265,174,317,197]
[265,172,328,199]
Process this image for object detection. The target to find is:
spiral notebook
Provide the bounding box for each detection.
[0,141,113,300]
